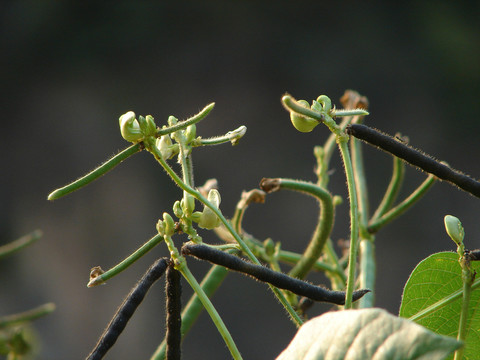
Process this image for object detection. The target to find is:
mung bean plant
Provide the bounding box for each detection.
[47,90,480,359]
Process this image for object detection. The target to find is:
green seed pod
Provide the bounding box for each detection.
[119,111,143,142]
[444,215,465,246]
[290,100,319,133]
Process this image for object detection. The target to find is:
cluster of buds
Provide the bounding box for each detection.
[287,95,333,133]
[118,111,157,142]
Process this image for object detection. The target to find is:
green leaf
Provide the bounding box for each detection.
[400,252,480,359]
[276,308,460,360]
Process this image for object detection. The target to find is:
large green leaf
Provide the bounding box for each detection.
[276,308,460,360]
[399,251,480,359]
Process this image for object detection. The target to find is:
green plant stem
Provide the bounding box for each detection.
[0,230,42,260]
[358,239,375,308]
[147,141,303,325]
[321,112,363,174]
[454,277,472,360]
[281,94,363,306]
[368,174,436,233]
[151,264,229,360]
[350,134,369,224]
[269,179,334,280]
[454,256,475,360]
[350,133,376,308]
[0,303,56,328]
[323,240,348,289]
[168,245,242,360]
[408,277,480,322]
[230,189,266,235]
[48,143,142,200]
[87,233,164,287]
[337,137,360,309]
[371,156,405,220]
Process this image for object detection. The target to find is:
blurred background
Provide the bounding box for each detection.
[1,1,479,359]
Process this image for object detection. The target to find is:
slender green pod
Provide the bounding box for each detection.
[48,143,142,200]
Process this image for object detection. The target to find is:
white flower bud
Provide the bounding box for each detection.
[198,189,222,229]
[119,111,143,142]
[444,215,465,246]
[156,135,175,159]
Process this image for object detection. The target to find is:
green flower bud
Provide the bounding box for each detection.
[191,211,203,223]
[333,195,343,207]
[156,219,166,236]
[173,200,183,218]
[444,215,465,246]
[168,116,178,127]
[136,115,157,138]
[119,111,143,142]
[185,124,197,144]
[263,238,275,257]
[198,189,222,229]
[290,100,319,133]
[145,115,157,136]
[182,194,196,217]
[137,115,147,131]
[163,212,175,236]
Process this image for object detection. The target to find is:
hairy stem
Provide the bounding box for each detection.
[48,143,142,200]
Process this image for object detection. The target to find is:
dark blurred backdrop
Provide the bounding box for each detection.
[1,1,480,359]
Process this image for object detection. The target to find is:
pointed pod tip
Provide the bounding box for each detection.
[47,190,61,201]
[204,102,215,112]
[352,288,371,302]
[31,229,43,239]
